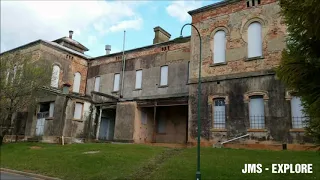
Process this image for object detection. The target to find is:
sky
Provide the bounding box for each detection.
[0,0,221,57]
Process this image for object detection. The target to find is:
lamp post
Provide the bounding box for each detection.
[178,23,202,180]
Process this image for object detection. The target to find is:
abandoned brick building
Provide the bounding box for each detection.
[1,0,314,148]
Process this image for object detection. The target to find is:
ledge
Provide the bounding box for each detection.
[158,85,168,88]
[45,117,54,120]
[111,91,119,94]
[247,129,267,132]
[72,119,84,122]
[133,88,142,91]
[210,62,227,67]
[289,128,305,132]
[245,56,264,61]
[211,128,227,132]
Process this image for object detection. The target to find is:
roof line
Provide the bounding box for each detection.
[91,36,191,60]
[188,0,241,15]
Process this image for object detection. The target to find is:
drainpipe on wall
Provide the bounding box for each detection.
[120,30,126,99]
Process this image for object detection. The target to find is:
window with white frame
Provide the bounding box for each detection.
[113,73,120,91]
[73,103,83,119]
[248,22,262,58]
[249,95,265,129]
[135,70,142,89]
[49,102,55,118]
[73,72,81,93]
[94,76,100,92]
[213,30,226,64]
[50,65,60,88]
[160,66,168,86]
[213,98,226,129]
[291,96,307,128]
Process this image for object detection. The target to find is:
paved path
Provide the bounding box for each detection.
[0,171,35,180]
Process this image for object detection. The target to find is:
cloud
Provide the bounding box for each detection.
[166,1,203,22]
[0,1,145,53]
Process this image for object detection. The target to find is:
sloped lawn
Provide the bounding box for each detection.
[1,143,319,180]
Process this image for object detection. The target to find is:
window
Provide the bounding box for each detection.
[49,102,55,118]
[141,109,147,125]
[248,22,262,58]
[94,76,100,92]
[249,95,265,129]
[291,97,307,128]
[160,66,168,86]
[213,30,226,64]
[50,65,60,88]
[73,103,83,119]
[213,98,226,129]
[73,72,81,93]
[113,73,120,91]
[157,113,166,133]
[135,70,142,89]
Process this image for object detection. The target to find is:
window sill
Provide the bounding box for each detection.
[247,129,267,132]
[158,85,168,88]
[211,128,227,132]
[210,62,227,67]
[111,91,119,94]
[72,119,84,122]
[133,88,142,91]
[45,117,54,120]
[289,128,305,132]
[245,56,264,61]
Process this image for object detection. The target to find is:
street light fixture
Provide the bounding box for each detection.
[175,23,202,180]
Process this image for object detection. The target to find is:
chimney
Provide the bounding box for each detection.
[153,26,171,44]
[105,45,111,55]
[69,30,74,39]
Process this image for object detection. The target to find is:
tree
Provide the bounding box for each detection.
[277,0,320,143]
[0,51,52,145]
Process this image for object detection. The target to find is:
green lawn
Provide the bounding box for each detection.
[1,143,319,180]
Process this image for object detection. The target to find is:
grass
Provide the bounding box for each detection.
[1,143,319,180]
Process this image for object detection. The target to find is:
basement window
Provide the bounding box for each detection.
[213,98,226,129]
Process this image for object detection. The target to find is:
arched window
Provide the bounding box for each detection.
[248,22,262,58]
[73,72,81,93]
[50,65,60,88]
[213,30,226,64]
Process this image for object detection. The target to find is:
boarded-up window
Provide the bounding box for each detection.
[113,73,120,91]
[291,96,306,128]
[248,22,262,58]
[213,30,226,64]
[135,70,142,89]
[73,72,81,93]
[49,102,55,117]
[73,103,83,119]
[141,110,147,125]
[94,76,100,92]
[249,96,265,129]
[213,98,226,129]
[50,65,60,88]
[160,66,168,86]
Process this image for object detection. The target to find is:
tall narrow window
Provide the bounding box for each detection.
[248,22,262,58]
[157,112,166,133]
[49,102,55,118]
[73,72,81,93]
[94,76,100,92]
[291,97,306,128]
[73,103,83,119]
[213,98,226,129]
[213,30,226,64]
[113,73,120,91]
[135,70,142,89]
[187,61,190,82]
[160,66,168,86]
[50,65,60,88]
[249,95,265,129]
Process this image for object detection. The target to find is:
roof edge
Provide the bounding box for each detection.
[188,0,241,15]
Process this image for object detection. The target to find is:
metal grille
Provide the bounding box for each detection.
[249,115,265,129]
[213,111,226,129]
[292,116,308,129]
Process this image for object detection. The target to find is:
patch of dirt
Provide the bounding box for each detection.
[29,146,42,149]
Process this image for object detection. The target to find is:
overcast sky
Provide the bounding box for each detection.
[1,0,220,57]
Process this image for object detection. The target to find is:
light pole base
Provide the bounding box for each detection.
[196,171,201,180]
